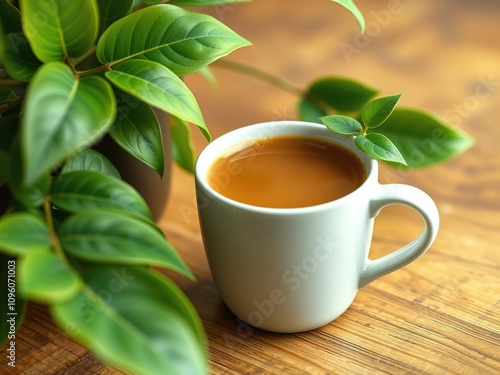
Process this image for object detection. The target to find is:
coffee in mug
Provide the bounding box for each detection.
[195,121,439,333]
[207,135,366,208]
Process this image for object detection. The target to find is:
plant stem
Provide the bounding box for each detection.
[72,46,112,76]
[43,197,66,260]
[77,64,111,76]
[213,59,305,97]
[361,124,368,136]
[73,45,97,67]
[0,96,23,115]
[0,78,22,87]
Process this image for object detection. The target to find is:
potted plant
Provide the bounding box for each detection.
[0,1,472,374]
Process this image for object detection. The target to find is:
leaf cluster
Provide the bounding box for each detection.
[0,0,254,374]
[298,78,473,168]
[321,93,407,165]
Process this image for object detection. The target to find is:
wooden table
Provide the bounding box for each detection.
[2,0,499,373]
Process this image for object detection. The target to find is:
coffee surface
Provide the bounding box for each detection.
[208,135,366,208]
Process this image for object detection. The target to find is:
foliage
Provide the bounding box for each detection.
[0,0,472,374]
[299,78,473,168]
[213,62,472,168]
[0,0,252,374]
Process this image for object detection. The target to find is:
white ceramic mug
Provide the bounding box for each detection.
[195,121,439,333]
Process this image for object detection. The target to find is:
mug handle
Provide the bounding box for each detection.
[359,184,440,288]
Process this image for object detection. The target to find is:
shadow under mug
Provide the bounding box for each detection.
[195,121,439,333]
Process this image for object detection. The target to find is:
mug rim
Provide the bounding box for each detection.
[195,120,378,214]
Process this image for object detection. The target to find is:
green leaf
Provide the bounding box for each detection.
[59,211,193,279]
[8,168,51,208]
[355,133,407,165]
[0,116,19,151]
[331,0,365,33]
[8,136,51,207]
[0,1,22,69]
[19,249,81,303]
[0,87,18,101]
[96,4,251,76]
[110,92,164,176]
[297,98,327,123]
[0,213,51,256]
[362,93,402,128]
[1,253,26,343]
[51,266,206,375]
[0,0,22,34]
[96,0,134,36]
[61,150,121,179]
[372,108,474,168]
[170,116,195,173]
[197,66,218,88]
[0,89,19,109]
[20,0,99,62]
[105,59,208,135]
[0,90,19,118]
[52,171,153,221]
[3,32,41,82]
[320,115,363,135]
[8,169,50,207]
[22,62,116,185]
[306,77,378,114]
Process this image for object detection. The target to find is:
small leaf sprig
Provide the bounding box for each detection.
[320,93,407,165]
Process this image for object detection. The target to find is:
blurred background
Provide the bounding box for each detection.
[169,0,499,230]
[185,0,498,144]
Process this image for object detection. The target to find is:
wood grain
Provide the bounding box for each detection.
[1,0,499,374]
